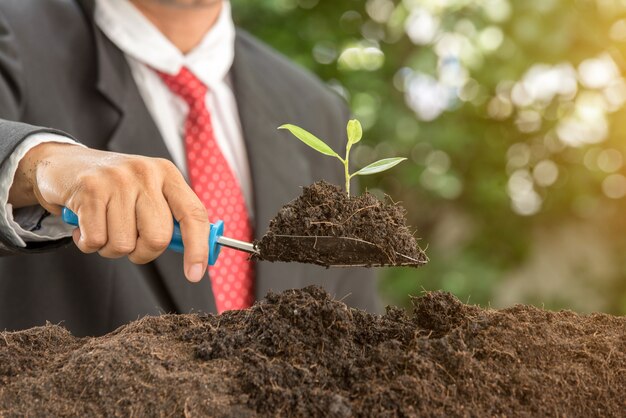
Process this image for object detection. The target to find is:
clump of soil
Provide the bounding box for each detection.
[1,287,624,417]
[254,181,427,267]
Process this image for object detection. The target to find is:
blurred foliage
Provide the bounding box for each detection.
[232,0,626,314]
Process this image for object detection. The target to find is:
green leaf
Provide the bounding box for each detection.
[278,124,339,158]
[347,119,362,145]
[352,157,407,176]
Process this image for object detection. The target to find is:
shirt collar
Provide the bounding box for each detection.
[94,0,235,89]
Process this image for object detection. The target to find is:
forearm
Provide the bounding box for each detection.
[8,145,43,209]
[0,121,81,252]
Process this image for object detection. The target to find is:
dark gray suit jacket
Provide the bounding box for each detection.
[0,0,379,336]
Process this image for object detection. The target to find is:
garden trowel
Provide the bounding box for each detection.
[62,208,426,268]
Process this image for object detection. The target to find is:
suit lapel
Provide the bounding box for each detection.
[92,28,172,159]
[231,31,312,299]
[87,10,215,314]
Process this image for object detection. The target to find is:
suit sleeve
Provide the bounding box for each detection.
[0,9,75,255]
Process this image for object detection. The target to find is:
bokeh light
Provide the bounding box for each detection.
[233,0,626,315]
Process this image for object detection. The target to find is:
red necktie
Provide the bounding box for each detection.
[157,67,254,313]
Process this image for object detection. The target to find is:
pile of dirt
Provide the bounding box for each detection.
[1,286,624,417]
[255,181,427,267]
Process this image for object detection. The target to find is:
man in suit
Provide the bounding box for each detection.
[0,0,379,336]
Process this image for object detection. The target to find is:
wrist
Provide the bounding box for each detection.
[9,142,77,210]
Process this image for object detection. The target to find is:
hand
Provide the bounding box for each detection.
[9,142,209,282]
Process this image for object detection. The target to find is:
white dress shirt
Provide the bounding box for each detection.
[0,0,252,247]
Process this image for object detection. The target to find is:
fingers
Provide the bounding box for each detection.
[71,194,173,264]
[128,194,173,264]
[72,200,107,254]
[98,194,137,259]
[163,175,210,283]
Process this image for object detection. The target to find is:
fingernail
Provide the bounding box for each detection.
[187,263,204,282]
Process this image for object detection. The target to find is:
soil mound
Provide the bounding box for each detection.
[1,287,624,417]
[255,181,427,267]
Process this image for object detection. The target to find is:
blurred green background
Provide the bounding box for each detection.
[232,0,626,315]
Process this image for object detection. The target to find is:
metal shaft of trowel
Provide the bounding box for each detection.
[216,235,257,254]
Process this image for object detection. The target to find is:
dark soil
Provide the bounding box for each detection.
[254,181,428,267]
[1,286,624,417]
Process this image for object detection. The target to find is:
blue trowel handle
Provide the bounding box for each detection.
[61,207,224,266]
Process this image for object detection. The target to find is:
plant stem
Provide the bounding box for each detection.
[344,160,350,197]
[344,143,352,197]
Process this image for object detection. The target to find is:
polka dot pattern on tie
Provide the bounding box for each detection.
[158,67,255,313]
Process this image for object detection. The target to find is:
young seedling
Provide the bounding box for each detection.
[278,119,406,196]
